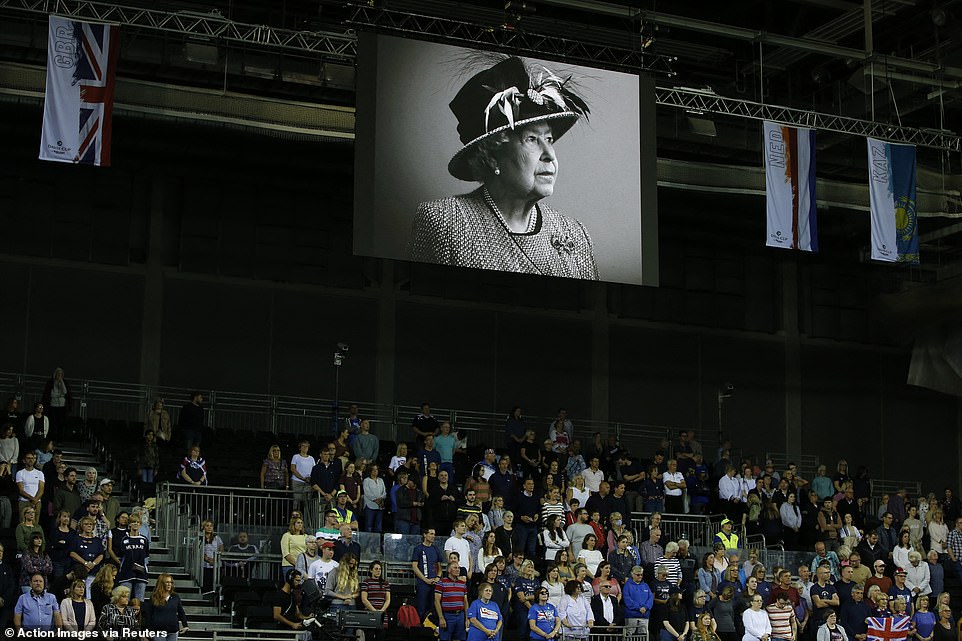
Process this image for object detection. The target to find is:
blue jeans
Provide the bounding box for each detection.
[644,499,664,513]
[396,519,420,535]
[364,507,383,533]
[141,468,155,483]
[121,580,146,601]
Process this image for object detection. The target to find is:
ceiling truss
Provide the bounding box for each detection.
[0,0,958,151]
[660,88,962,151]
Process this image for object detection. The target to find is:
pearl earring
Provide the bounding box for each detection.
[494,167,500,176]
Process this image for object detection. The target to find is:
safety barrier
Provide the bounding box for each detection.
[630,512,726,548]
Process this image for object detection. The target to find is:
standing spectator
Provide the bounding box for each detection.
[280,516,306,569]
[663,459,686,514]
[260,445,288,490]
[504,407,526,464]
[78,468,98,502]
[178,393,205,449]
[565,442,586,483]
[19,533,52,594]
[0,424,18,475]
[15,506,43,553]
[395,473,424,536]
[434,422,458,479]
[289,440,315,514]
[929,510,949,556]
[411,528,442,619]
[177,447,207,486]
[23,404,49,452]
[14,573,62,631]
[412,403,440,449]
[145,400,171,445]
[362,464,387,533]
[139,431,160,486]
[435,559,469,641]
[116,514,149,601]
[60,578,95,631]
[624,566,653,638]
[351,420,379,469]
[16,453,44,523]
[47,510,74,578]
[361,560,391,639]
[942,489,962,524]
[41,369,71,439]
[200,520,223,595]
[141,574,188,641]
[927,551,944,599]
[548,410,573,456]
[310,449,342,508]
[98,585,137,633]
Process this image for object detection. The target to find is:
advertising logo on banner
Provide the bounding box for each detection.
[867,137,919,265]
[764,121,819,252]
[39,16,120,167]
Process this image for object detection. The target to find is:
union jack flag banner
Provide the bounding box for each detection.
[39,16,119,166]
[867,615,912,641]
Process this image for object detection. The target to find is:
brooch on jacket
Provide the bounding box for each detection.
[551,234,575,254]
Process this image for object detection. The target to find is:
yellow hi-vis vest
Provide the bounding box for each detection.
[715,530,739,550]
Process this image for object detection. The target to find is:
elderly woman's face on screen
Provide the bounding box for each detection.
[493,122,557,201]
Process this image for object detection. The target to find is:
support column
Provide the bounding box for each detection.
[139,173,167,387]
[375,260,396,420]
[782,260,802,460]
[590,284,610,424]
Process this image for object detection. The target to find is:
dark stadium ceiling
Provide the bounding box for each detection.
[3,0,962,280]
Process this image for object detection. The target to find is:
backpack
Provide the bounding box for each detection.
[398,603,420,629]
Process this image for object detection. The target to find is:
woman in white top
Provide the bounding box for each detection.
[541,565,566,609]
[362,464,387,533]
[928,509,949,554]
[576,534,603,576]
[838,513,862,546]
[741,593,772,641]
[0,424,18,473]
[893,529,913,570]
[567,476,589,512]
[477,531,502,572]
[388,443,407,474]
[542,515,570,561]
[558,578,593,639]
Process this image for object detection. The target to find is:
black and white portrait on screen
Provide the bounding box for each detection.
[353,35,648,286]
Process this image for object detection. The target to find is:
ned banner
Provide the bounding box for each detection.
[39,16,119,167]
[867,137,919,264]
[764,121,818,252]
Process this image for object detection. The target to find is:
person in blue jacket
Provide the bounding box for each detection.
[624,565,654,638]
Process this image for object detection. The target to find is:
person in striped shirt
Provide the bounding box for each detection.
[361,560,391,641]
[767,592,798,641]
[436,560,469,641]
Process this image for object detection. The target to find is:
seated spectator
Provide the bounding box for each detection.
[225,531,258,579]
[177,447,207,486]
[265,568,305,631]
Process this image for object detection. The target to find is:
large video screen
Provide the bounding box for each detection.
[354,33,658,286]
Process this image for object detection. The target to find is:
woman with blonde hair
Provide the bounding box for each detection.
[61,578,96,631]
[930,509,949,554]
[280,515,306,569]
[90,564,117,616]
[200,520,223,593]
[142,574,188,641]
[567,475,589,512]
[79,467,98,501]
[260,445,288,490]
[98,584,137,633]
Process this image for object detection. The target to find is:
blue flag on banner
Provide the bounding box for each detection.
[867,138,919,265]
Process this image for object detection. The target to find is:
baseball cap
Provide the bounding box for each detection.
[721,518,732,525]
[895,567,907,575]
[320,541,335,549]
[485,448,495,455]
[99,478,113,486]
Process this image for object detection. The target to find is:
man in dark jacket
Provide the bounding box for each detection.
[591,583,624,626]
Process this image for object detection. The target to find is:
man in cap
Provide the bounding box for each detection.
[306,541,338,593]
[332,490,358,530]
[715,518,739,550]
[98,478,120,527]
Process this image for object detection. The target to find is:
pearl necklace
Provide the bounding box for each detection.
[483,188,535,234]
